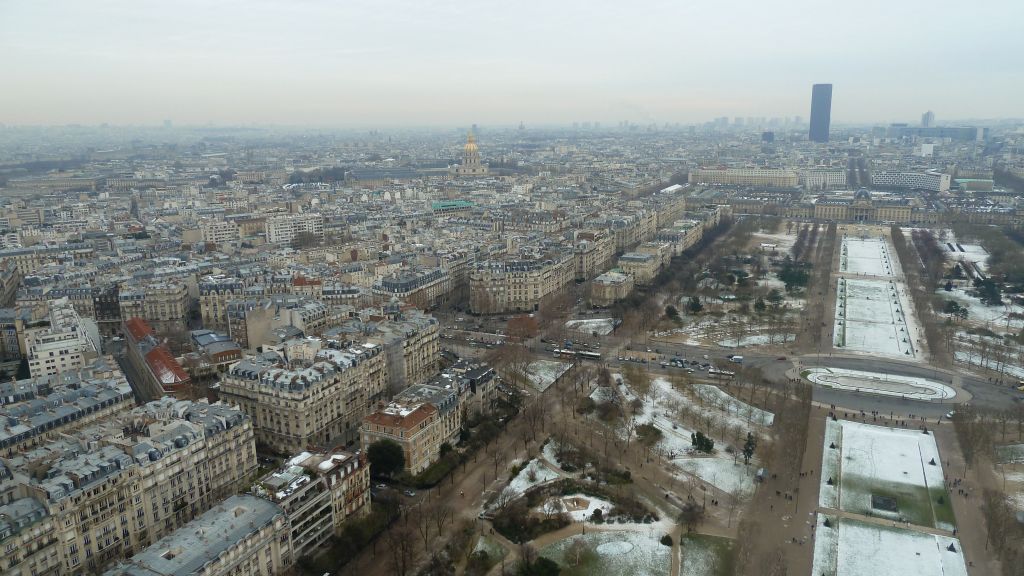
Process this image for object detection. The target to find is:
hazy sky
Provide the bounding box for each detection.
[1,0,1021,127]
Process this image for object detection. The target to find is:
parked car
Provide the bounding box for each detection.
[404,489,417,497]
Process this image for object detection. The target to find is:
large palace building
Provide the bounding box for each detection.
[449,130,489,177]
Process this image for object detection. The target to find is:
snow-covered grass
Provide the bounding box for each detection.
[539,530,672,576]
[693,384,774,426]
[810,513,838,576]
[473,535,508,561]
[505,458,561,501]
[953,348,1024,380]
[615,377,761,498]
[812,516,968,576]
[840,237,895,277]
[805,368,955,401]
[675,457,755,498]
[946,241,989,274]
[542,439,563,467]
[826,420,954,530]
[526,360,571,392]
[939,287,1024,330]
[834,277,919,359]
[819,420,843,509]
[715,332,796,348]
[565,318,616,336]
[995,444,1024,464]
[680,533,735,576]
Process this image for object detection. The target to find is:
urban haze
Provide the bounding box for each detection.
[1,2,1023,576]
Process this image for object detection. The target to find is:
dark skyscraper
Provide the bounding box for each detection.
[809,83,832,143]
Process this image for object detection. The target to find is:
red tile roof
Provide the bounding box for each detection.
[144,346,190,388]
[124,317,154,342]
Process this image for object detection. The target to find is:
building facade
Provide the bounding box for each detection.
[220,344,388,453]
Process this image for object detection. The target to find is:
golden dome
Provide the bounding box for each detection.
[464,130,478,154]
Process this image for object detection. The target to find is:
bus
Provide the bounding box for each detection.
[553,349,602,361]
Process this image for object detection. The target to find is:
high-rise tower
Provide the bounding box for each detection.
[809,84,832,143]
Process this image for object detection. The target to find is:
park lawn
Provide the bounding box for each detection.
[840,476,954,530]
[680,533,735,576]
[930,486,957,531]
[539,531,671,576]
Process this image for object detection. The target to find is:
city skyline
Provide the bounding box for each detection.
[2,0,1022,127]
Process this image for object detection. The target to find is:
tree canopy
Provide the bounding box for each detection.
[367,439,405,478]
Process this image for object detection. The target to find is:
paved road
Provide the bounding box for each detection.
[647,338,1020,416]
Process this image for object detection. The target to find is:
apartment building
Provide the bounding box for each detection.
[200,219,240,244]
[118,281,190,334]
[0,398,256,576]
[617,252,661,285]
[225,295,328,351]
[360,402,440,476]
[371,267,451,310]
[103,495,289,576]
[573,231,615,281]
[0,259,19,307]
[372,304,441,392]
[655,219,704,255]
[251,451,369,559]
[688,167,799,188]
[198,276,245,331]
[393,382,461,448]
[265,213,324,245]
[24,297,100,379]
[590,270,635,307]
[220,344,388,453]
[0,358,134,458]
[0,244,96,276]
[469,252,575,315]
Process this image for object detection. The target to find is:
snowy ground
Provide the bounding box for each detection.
[819,420,953,530]
[834,277,919,359]
[693,384,774,426]
[679,534,734,576]
[953,348,1024,380]
[539,493,616,520]
[946,241,989,274]
[539,529,672,576]
[812,514,968,576]
[504,458,561,501]
[840,237,895,277]
[805,368,955,401]
[473,535,508,561]
[715,332,796,348]
[526,360,571,392]
[621,377,760,498]
[565,318,617,336]
[674,457,756,498]
[751,232,798,254]
[995,444,1024,464]
[819,422,844,509]
[939,286,1024,330]
[655,319,796,349]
